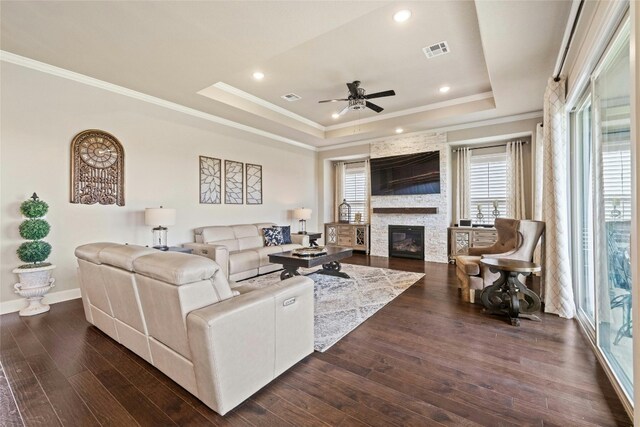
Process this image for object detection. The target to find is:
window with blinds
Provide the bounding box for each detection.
[343,161,368,222]
[602,142,631,221]
[469,152,507,224]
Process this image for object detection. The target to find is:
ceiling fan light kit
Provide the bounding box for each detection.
[318,80,395,115]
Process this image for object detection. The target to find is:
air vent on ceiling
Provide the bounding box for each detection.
[423,41,450,59]
[281,93,302,101]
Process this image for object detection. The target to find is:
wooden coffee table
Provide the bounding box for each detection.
[268,246,353,280]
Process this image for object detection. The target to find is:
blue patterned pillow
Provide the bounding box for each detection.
[274,225,292,244]
[263,227,284,246]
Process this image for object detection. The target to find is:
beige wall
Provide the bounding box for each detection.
[1,62,317,306]
[448,116,540,223]
[317,116,541,229]
[317,144,370,229]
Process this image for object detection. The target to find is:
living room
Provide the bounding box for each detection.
[1,1,638,426]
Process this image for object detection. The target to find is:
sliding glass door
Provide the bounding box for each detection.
[571,17,633,401]
[573,95,595,328]
[593,21,632,397]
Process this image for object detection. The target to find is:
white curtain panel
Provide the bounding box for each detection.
[456,147,471,222]
[541,77,576,318]
[365,158,372,222]
[533,123,544,267]
[506,140,526,219]
[334,161,345,222]
[534,123,544,221]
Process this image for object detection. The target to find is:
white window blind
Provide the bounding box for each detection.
[602,143,631,221]
[343,161,368,222]
[469,152,507,223]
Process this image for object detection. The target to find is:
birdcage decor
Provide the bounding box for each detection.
[338,199,351,223]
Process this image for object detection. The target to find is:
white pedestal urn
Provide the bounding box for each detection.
[13,264,56,316]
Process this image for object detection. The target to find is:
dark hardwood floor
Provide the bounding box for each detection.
[0,255,631,426]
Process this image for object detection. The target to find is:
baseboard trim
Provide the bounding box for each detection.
[0,288,81,315]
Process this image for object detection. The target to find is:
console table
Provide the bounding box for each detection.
[448,226,497,262]
[479,258,542,326]
[324,223,369,254]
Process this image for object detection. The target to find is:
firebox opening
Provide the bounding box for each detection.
[388,225,425,260]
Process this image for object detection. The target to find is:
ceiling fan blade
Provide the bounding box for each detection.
[366,101,384,113]
[318,98,349,103]
[338,105,350,116]
[365,90,396,99]
[346,82,359,97]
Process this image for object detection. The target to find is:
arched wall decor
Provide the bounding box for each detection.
[70,129,125,206]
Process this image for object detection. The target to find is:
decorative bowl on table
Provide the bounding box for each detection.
[293,247,327,257]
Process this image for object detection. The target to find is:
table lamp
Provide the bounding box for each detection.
[145,206,176,250]
[293,207,312,234]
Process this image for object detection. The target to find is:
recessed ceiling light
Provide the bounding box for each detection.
[393,10,411,23]
[332,113,340,119]
[439,86,450,93]
[395,128,404,134]
[252,71,265,80]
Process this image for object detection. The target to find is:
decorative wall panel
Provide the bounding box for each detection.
[199,156,221,204]
[246,163,263,205]
[224,160,244,204]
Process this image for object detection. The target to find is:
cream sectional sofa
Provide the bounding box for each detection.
[184,223,309,281]
[75,242,314,415]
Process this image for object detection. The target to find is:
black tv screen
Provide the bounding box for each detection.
[370,151,440,195]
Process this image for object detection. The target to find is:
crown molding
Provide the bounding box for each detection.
[208,82,325,130]
[324,91,495,131]
[0,51,318,152]
[317,110,543,152]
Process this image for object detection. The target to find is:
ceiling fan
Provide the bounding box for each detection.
[319,80,395,115]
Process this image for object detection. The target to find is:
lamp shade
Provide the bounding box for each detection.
[293,208,312,220]
[145,207,176,226]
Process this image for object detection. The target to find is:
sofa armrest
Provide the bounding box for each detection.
[186,276,314,415]
[184,243,229,278]
[290,234,309,246]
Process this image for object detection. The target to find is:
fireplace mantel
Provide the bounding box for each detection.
[372,207,438,214]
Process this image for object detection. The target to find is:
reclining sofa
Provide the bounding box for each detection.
[75,242,314,415]
[184,223,309,281]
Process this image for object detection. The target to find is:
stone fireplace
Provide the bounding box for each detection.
[369,131,449,263]
[388,225,425,260]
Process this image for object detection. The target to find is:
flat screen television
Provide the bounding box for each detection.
[370,151,440,195]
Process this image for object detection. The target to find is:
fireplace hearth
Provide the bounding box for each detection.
[388,225,425,260]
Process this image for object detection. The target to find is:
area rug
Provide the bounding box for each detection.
[238,264,424,352]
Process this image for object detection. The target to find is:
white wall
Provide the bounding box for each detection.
[0,62,317,307]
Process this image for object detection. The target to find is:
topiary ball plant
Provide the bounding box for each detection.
[17,193,52,269]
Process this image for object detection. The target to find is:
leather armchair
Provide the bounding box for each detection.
[456,219,545,303]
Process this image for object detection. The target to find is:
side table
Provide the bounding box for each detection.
[479,258,542,326]
[298,232,322,247]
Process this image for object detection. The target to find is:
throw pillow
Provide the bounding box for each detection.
[263,227,284,246]
[274,225,292,244]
